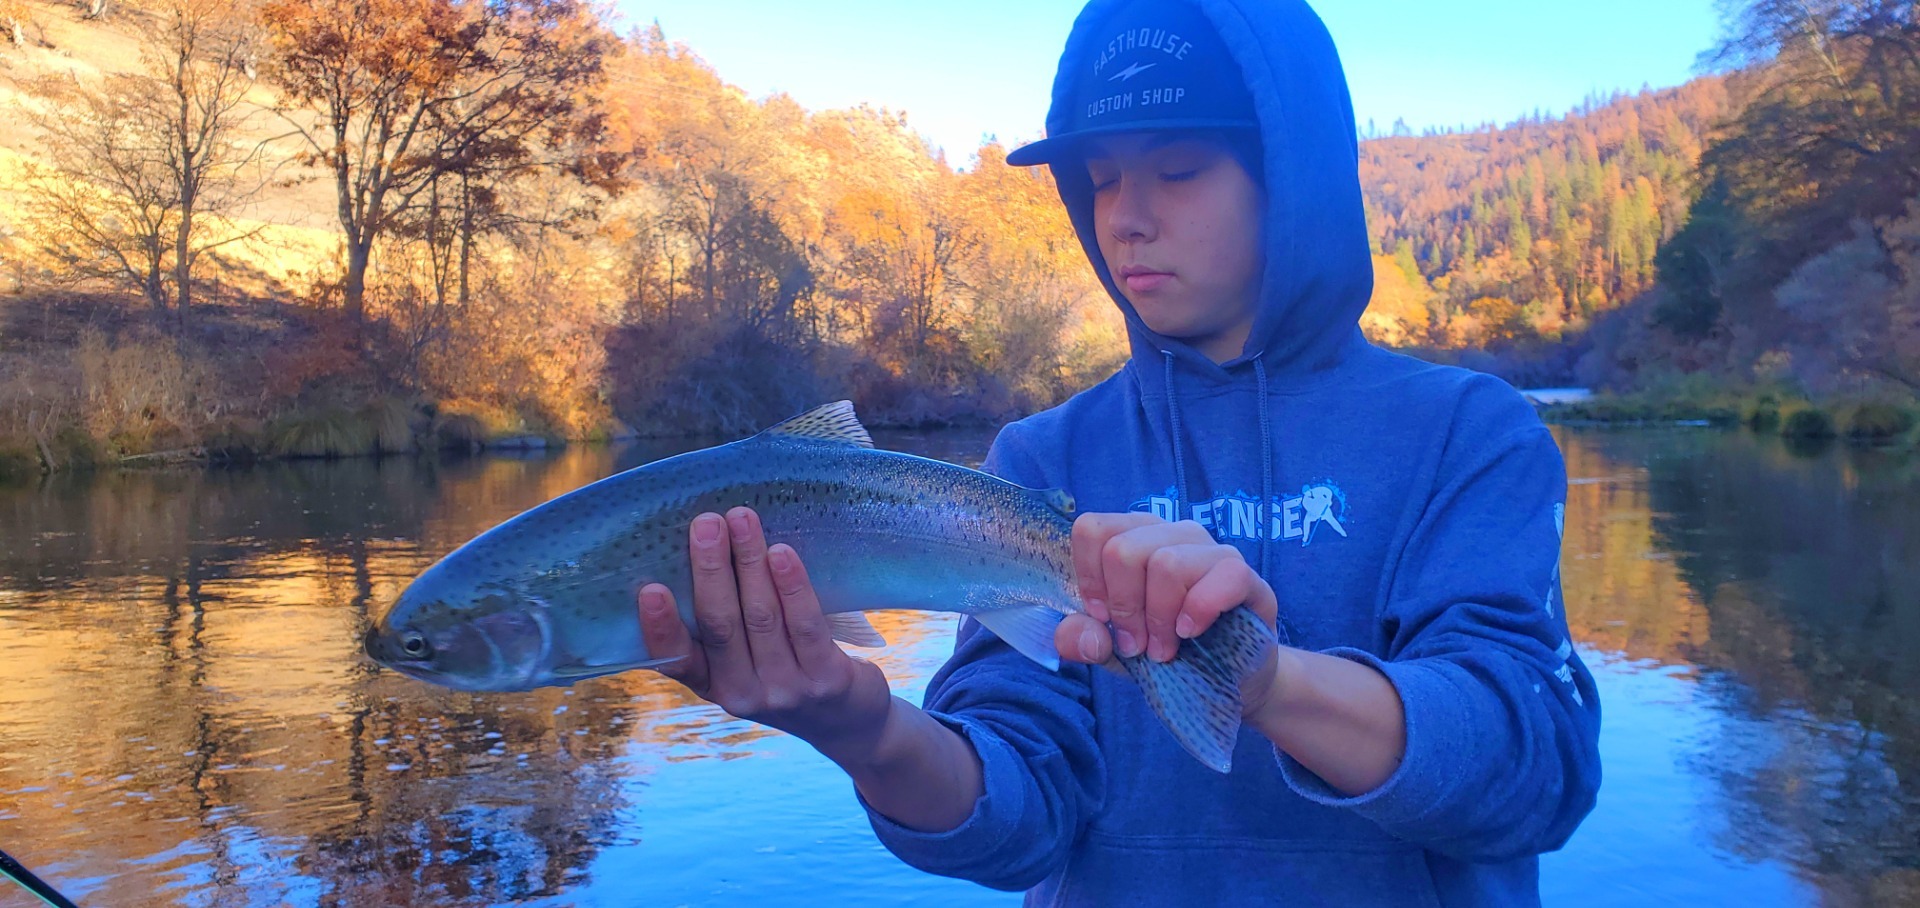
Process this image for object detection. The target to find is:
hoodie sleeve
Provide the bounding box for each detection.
[860,420,1105,891]
[1273,391,1602,862]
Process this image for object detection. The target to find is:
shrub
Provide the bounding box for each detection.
[1780,406,1838,439]
[363,397,419,454]
[271,408,377,458]
[1841,401,1916,441]
[431,412,488,451]
[432,399,525,446]
[204,417,268,459]
[0,441,40,482]
[1742,397,1782,432]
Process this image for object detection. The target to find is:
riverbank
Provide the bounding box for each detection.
[0,293,1032,484]
[1537,381,1920,453]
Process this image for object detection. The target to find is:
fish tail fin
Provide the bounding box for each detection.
[1121,607,1274,773]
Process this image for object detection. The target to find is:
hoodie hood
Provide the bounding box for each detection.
[1037,0,1374,385]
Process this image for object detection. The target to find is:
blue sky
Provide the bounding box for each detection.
[609,0,1722,165]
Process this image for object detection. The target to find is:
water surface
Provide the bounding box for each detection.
[0,427,1915,906]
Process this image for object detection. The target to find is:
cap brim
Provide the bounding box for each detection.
[1005,119,1260,167]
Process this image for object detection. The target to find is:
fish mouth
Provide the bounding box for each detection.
[361,607,553,693]
[364,625,455,685]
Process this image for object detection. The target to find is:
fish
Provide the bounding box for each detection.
[365,401,1274,772]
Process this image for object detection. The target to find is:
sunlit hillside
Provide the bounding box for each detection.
[0,1,342,293]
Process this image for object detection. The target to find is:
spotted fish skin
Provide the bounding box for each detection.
[366,402,1274,772]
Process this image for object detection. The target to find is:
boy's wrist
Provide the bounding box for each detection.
[812,691,903,774]
[1245,645,1302,739]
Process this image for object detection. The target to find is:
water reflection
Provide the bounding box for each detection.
[1550,428,1920,907]
[0,426,1915,906]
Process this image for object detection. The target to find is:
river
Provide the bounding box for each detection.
[0,426,1914,906]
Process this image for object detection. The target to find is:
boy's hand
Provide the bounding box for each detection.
[1055,512,1281,712]
[637,507,896,765]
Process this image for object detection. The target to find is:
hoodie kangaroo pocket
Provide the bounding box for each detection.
[1057,830,1448,907]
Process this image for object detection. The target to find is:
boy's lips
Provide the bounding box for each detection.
[1119,266,1173,293]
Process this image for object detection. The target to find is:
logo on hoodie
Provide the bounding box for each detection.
[1130,482,1351,547]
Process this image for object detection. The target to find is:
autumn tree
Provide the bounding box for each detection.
[1,0,30,46]
[21,0,267,327]
[949,141,1110,404]
[1769,210,1920,394]
[1361,254,1434,346]
[259,0,615,321]
[1656,0,1920,342]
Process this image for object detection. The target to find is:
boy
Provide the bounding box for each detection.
[636,0,1602,903]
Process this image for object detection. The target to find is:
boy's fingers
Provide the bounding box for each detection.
[686,512,756,692]
[726,507,800,678]
[1071,512,1160,622]
[1175,556,1258,642]
[1143,544,1219,662]
[1100,521,1205,659]
[1054,612,1114,665]
[639,583,708,692]
[767,544,844,680]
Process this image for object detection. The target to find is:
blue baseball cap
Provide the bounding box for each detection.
[1007,0,1260,167]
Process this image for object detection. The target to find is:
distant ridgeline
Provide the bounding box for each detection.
[1360,0,1920,406]
[1354,79,1732,355]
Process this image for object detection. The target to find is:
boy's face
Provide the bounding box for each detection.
[1083,132,1265,364]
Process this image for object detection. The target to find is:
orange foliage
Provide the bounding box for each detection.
[1362,80,1732,349]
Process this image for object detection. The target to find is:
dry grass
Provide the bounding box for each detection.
[269,407,375,458]
[75,325,223,451]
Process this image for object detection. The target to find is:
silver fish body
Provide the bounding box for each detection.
[367,402,1271,771]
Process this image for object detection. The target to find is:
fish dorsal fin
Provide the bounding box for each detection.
[1039,488,1076,517]
[761,401,873,448]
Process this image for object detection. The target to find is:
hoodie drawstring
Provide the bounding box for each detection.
[1162,350,1191,506]
[1255,357,1273,581]
[1162,349,1276,584]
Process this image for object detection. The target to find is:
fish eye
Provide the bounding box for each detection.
[400,630,433,659]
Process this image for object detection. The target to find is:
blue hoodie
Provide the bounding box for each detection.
[862,1,1603,904]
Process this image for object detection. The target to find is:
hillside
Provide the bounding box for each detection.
[0,0,340,297]
[1356,79,1733,351]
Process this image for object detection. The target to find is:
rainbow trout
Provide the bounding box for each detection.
[366,401,1272,771]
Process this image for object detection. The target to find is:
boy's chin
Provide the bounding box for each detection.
[1134,311,1252,361]
[1137,312,1222,343]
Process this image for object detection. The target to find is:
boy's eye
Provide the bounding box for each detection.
[1161,169,1200,182]
[1089,175,1118,192]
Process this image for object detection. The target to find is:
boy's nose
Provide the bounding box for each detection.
[1105,183,1157,243]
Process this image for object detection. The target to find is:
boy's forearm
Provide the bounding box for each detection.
[824,695,984,833]
[1247,647,1407,796]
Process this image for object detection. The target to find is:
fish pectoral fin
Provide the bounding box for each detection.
[551,656,686,679]
[972,604,1065,671]
[826,612,888,648]
[758,401,874,447]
